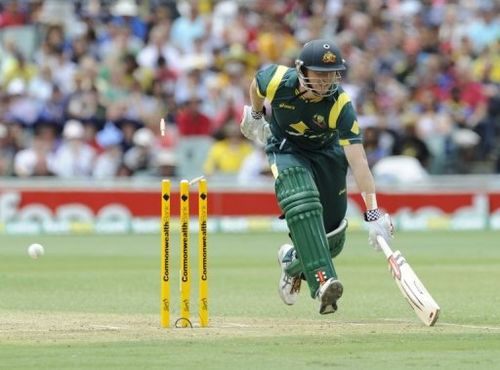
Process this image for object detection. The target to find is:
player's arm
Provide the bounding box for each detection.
[344,144,376,204]
[241,64,287,145]
[240,78,270,145]
[344,143,394,249]
[249,78,265,113]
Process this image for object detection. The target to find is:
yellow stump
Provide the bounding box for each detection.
[198,178,208,327]
[179,179,190,327]
[160,180,171,328]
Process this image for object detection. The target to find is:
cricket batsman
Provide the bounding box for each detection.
[240,39,394,314]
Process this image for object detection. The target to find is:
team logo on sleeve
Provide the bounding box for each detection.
[322,51,336,63]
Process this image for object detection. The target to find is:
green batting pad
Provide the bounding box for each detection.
[286,218,348,277]
[275,167,337,298]
[327,218,348,258]
[285,258,303,278]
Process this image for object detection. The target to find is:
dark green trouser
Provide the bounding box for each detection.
[267,139,349,297]
[267,141,348,232]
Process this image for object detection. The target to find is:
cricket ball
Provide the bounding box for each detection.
[28,243,45,259]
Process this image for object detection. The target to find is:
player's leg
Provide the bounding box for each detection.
[311,144,349,235]
[271,152,342,313]
[285,218,347,277]
[282,221,346,314]
[271,152,307,305]
[279,145,349,312]
[326,218,348,258]
[309,145,349,313]
[280,145,349,274]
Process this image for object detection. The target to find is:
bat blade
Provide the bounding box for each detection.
[377,236,440,326]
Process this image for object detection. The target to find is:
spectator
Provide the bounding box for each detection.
[6,120,29,154]
[13,134,52,177]
[170,1,206,53]
[413,91,454,173]
[110,0,147,41]
[48,119,96,178]
[4,78,41,126]
[466,5,500,54]
[153,149,177,178]
[175,95,213,179]
[0,0,497,179]
[93,122,124,179]
[176,95,212,136]
[0,122,15,176]
[37,84,66,126]
[256,16,298,65]
[47,48,78,95]
[98,17,144,63]
[363,126,389,168]
[123,127,156,175]
[118,118,141,153]
[203,121,253,177]
[137,23,181,73]
[27,64,54,102]
[237,145,272,185]
[0,1,26,29]
[66,73,100,123]
[2,50,37,88]
[393,113,431,170]
[175,67,208,105]
[12,125,56,179]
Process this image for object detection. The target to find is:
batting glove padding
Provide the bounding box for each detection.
[240,105,271,145]
[366,212,394,251]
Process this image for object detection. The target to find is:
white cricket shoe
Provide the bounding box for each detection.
[277,244,301,305]
[316,277,343,315]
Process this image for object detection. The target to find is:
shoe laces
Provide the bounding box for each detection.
[281,274,301,295]
[291,277,301,293]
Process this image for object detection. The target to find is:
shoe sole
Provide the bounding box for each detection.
[319,280,343,315]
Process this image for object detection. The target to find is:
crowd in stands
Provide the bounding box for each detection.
[0,0,498,183]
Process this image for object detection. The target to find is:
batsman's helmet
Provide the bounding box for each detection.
[295,39,346,97]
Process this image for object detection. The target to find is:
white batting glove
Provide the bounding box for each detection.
[365,210,394,251]
[240,105,271,145]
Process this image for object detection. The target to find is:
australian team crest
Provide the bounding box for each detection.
[312,114,326,128]
[322,51,336,63]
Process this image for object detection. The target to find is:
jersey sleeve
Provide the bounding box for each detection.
[327,89,363,146]
[337,106,362,146]
[254,64,289,103]
[255,64,278,98]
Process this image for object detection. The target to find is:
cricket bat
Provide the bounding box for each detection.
[376,235,440,326]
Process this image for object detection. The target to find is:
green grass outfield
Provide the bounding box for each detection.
[1,231,499,370]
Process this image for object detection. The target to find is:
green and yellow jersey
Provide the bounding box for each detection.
[255,64,362,150]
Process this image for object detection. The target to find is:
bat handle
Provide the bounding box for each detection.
[376,235,394,258]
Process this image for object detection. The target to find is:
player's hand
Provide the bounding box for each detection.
[365,211,394,251]
[240,105,271,145]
